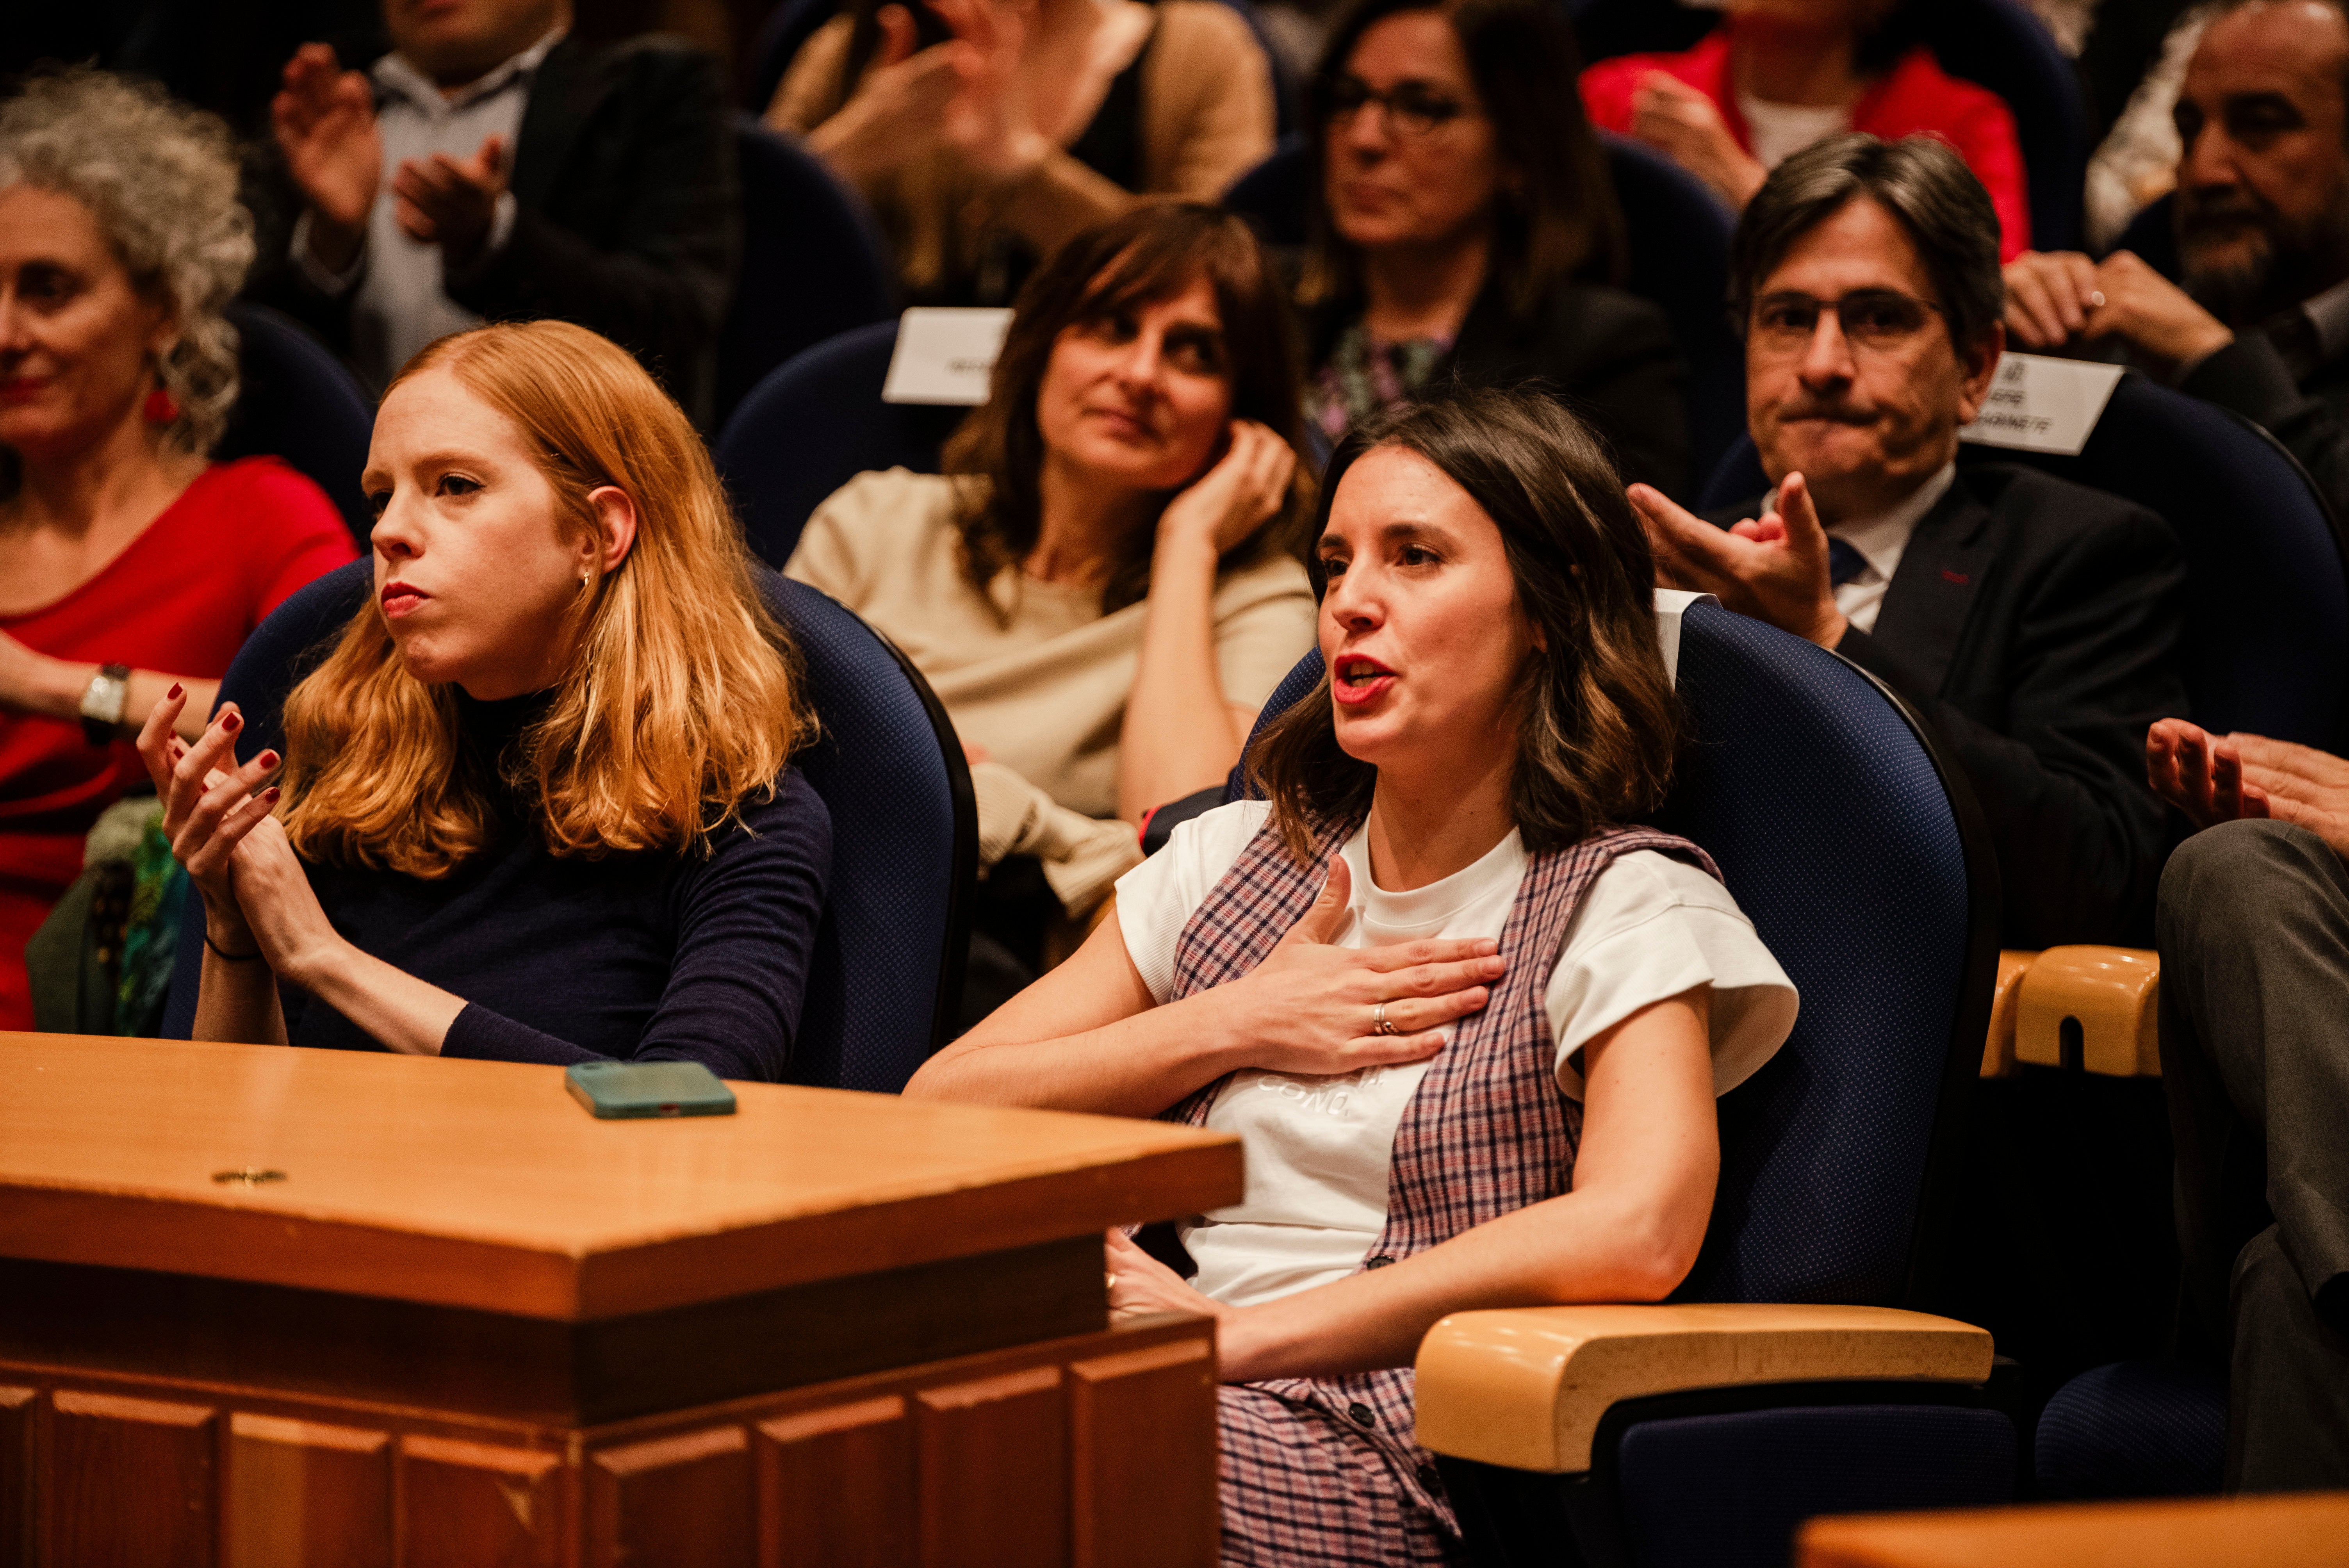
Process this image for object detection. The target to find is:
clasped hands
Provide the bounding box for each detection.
[2147,717,2349,858]
[1629,472,1849,650]
[135,690,340,983]
[2002,249,2234,379]
[274,43,511,273]
[809,0,1050,183]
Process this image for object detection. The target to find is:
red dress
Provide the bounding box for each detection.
[1580,30,2032,262]
[0,457,358,1028]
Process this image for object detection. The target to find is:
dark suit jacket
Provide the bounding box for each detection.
[2181,323,2349,530]
[1714,463,2190,947]
[246,34,739,426]
[1310,278,1690,496]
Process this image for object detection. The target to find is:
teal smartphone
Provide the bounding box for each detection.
[563,1060,737,1119]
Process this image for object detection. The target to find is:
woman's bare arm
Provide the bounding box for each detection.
[906,857,1509,1115]
[1107,987,1722,1381]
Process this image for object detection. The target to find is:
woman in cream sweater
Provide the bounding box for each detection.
[786,204,1315,1013]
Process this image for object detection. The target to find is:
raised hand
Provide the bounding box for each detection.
[1215,856,1508,1079]
[393,134,508,267]
[1629,472,1848,649]
[934,0,1049,176]
[1157,421,1297,559]
[272,43,380,271]
[1629,73,1766,209]
[801,5,965,183]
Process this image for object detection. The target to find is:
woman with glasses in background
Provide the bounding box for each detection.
[1299,0,1690,496]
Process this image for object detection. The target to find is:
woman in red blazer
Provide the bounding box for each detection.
[1579,1,2030,260]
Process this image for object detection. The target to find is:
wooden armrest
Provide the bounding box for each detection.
[1413,1304,1993,1474]
[2013,946,2160,1076]
[1980,950,2036,1078]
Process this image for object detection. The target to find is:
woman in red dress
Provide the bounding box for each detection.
[1579,0,2032,261]
[0,72,355,1028]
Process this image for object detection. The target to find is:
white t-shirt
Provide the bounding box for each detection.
[1114,802,1798,1308]
[1736,91,1852,171]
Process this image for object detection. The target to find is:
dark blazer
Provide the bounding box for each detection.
[1714,463,2190,947]
[246,34,740,426]
[1310,278,1690,495]
[2181,321,2349,530]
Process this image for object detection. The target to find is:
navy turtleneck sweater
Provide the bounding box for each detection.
[283,689,831,1082]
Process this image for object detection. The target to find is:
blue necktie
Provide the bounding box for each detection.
[1827,537,1868,587]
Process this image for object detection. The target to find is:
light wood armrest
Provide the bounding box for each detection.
[1980,950,2036,1078]
[2013,946,2160,1076]
[1414,1304,1994,1474]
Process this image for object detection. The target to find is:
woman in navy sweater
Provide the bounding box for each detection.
[135,320,829,1079]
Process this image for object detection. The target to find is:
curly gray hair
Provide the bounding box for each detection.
[0,69,256,457]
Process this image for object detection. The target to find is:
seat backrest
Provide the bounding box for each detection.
[716,320,971,569]
[715,114,896,429]
[1224,602,1998,1308]
[743,0,842,113]
[2110,192,2180,273]
[215,301,375,552]
[1220,131,1743,487]
[1700,374,2349,751]
[1573,0,2088,252]
[160,561,975,1090]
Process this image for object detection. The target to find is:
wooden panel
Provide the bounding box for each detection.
[916,1367,1068,1568]
[1068,1337,1218,1568]
[0,1033,1239,1320]
[588,1425,751,1568]
[1980,950,2034,1077]
[227,1412,392,1568]
[399,1434,567,1568]
[52,1389,217,1568]
[1797,1492,2349,1567]
[0,1387,33,1568]
[2014,946,2161,1076]
[756,1397,913,1568]
[1,1237,1103,1429]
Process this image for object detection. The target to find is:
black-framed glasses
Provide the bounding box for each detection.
[1318,76,1475,137]
[1741,290,1946,354]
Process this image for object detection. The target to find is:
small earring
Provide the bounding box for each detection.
[143,386,180,424]
[579,574,590,594]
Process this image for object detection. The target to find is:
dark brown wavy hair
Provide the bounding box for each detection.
[1249,386,1678,859]
[941,203,1315,617]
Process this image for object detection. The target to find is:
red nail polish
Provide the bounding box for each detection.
[167,682,183,700]
[264,786,281,803]
[259,750,280,770]
[222,711,241,731]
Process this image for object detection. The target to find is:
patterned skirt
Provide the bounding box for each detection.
[1218,1382,1465,1566]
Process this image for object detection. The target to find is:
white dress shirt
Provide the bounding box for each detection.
[296,29,563,387]
[1826,461,1957,635]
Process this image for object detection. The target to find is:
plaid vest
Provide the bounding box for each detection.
[1164,812,1719,1495]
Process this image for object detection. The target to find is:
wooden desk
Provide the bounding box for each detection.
[1798,1492,2349,1568]
[0,1033,1242,1566]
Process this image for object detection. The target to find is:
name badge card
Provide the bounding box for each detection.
[1960,352,2126,456]
[881,307,1014,405]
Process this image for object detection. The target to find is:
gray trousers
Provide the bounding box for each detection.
[2157,819,2349,1491]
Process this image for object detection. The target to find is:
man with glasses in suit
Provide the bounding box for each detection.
[1630,132,2189,950]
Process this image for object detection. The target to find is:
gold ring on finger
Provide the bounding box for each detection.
[1371,1001,1398,1036]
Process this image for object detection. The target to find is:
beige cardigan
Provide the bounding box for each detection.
[785,468,1315,910]
[770,3,1274,298]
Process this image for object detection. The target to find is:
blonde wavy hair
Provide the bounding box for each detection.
[278,321,808,877]
[0,68,253,464]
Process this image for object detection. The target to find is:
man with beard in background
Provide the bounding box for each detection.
[2003,0,2349,520]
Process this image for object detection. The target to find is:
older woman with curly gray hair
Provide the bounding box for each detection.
[0,69,356,1030]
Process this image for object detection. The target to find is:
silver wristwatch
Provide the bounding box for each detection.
[79,663,131,746]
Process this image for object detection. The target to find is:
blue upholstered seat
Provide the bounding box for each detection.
[715,115,896,429]
[1221,131,1745,486]
[2034,1360,2227,1501]
[215,301,376,551]
[159,560,974,1091]
[1223,602,2010,1565]
[716,321,971,570]
[1701,372,2349,751]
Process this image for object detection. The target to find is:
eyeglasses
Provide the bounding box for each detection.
[1742,290,1946,354]
[1319,76,1475,137]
